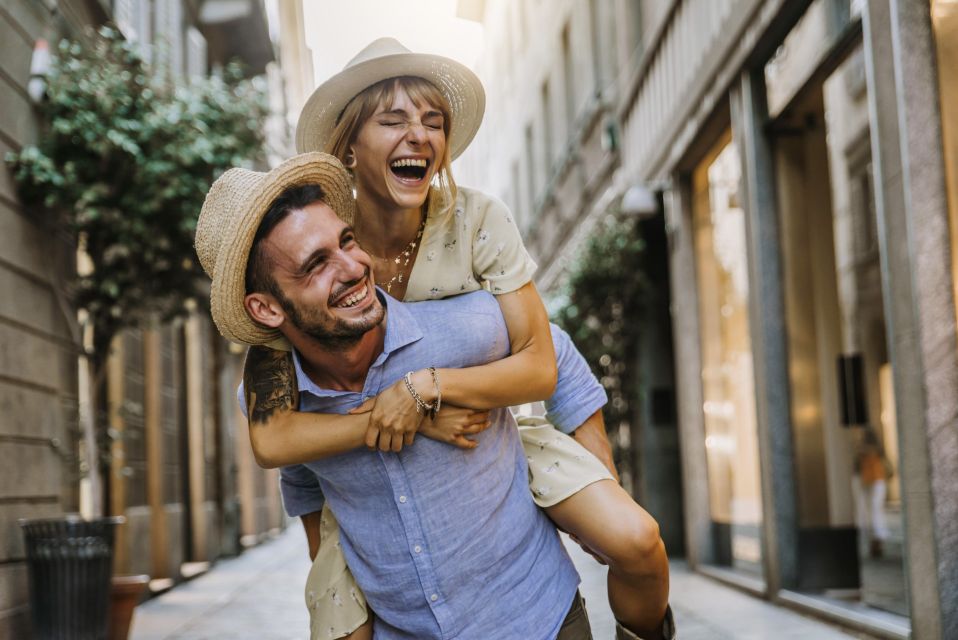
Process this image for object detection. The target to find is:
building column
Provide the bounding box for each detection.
[863,1,958,636]
[144,325,169,578]
[108,336,129,574]
[664,176,714,568]
[730,70,799,594]
[184,313,208,561]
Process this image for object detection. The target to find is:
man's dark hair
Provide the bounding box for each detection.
[245,183,328,296]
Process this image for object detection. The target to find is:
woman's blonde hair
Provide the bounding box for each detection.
[326,76,457,215]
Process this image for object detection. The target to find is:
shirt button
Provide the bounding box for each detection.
[414,545,422,553]
[430,594,439,602]
[399,495,407,503]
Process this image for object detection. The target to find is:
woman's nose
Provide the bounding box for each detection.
[405,121,427,144]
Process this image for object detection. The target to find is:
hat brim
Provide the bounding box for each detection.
[295,52,485,160]
[207,153,356,346]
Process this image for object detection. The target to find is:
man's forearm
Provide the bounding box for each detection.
[572,410,620,482]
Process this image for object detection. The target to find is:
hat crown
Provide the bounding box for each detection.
[295,38,485,159]
[195,167,262,278]
[345,37,412,69]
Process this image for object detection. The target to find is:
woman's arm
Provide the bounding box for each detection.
[400,281,557,411]
[244,347,490,465]
[244,346,370,468]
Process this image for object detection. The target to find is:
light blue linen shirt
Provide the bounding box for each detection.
[277,290,582,640]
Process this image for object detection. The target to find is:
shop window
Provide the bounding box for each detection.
[691,132,764,575]
[770,33,907,616]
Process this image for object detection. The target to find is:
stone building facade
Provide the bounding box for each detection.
[458,0,958,637]
[0,1,306,636]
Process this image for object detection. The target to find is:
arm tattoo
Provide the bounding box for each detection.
[244,346,298,425]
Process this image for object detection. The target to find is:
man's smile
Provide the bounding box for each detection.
[330,282,372,309]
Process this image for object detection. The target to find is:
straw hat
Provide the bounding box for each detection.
[295,37,485,160]
[195,152,356,346]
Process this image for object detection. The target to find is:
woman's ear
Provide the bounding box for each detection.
[244,293,285,329]
[344,147,357,169]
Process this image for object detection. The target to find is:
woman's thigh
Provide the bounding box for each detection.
[544,479,660,565]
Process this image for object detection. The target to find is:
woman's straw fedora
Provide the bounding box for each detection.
[194,152,355,346]
[295,37,485,160]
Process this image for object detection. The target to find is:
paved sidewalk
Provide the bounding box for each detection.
[132,526,863,639]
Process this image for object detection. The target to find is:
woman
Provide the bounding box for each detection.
[246,39,672,640]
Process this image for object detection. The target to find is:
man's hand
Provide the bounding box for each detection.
[571,410,620,482]
[420,405,491,449]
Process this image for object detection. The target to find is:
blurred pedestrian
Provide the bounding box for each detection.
[854,426,893,558]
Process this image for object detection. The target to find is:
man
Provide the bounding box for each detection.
[195,153,591,639]
[196,153,675,640]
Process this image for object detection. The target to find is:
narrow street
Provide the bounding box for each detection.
[131,526,862,639]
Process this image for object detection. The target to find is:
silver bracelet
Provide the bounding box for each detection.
[428,367,441,415]
[403,371,434,415]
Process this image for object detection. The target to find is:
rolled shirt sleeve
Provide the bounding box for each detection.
[280,464,326,516]
[545,323,608,433]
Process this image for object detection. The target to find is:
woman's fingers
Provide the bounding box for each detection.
[460,420,492,435]
[364,426,379,450]
[451,435,479,449]
[349,397,377,414]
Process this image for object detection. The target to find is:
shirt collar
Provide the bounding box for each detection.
[290,287,423,397]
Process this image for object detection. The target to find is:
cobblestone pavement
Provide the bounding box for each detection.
[132,526,865,639]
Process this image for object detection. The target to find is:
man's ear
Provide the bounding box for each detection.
[244,292,286,329]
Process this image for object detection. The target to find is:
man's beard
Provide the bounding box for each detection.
[276,278,385,350]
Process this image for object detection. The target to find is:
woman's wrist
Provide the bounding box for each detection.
[411,369,438,404]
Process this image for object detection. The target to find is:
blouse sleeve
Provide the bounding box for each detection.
[470,190,538,294]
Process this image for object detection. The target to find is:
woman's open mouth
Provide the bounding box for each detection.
[389,157,429,182]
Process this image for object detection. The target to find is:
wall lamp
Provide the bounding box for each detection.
[28,39,51,104]
[620,184,663,220]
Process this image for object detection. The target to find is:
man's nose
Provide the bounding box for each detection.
[339,250,367,279]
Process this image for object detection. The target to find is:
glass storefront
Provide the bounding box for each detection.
[691,133,764,575]
[766,13,907,616]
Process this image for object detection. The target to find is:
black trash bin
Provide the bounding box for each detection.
[19,515,125,640]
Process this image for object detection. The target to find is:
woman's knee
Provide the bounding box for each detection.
[604,510,665,572]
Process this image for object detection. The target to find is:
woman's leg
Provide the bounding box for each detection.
[545,479,670,639]
[306,506,373,640]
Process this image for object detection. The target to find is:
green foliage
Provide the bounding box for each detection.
[6,26,268,359]
[550,213,648,439]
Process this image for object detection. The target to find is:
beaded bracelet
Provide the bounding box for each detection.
[403,371,434,415]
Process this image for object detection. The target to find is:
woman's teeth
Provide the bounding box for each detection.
[335,286,367,308]
[390,158,427,168]
[390,158,429,180]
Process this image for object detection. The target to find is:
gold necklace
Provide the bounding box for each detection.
[373,215,427,294]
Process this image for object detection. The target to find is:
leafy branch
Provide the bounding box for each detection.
[6,26,268,362]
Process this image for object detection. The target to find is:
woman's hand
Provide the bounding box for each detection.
[352,374,429,452]
[419,405,492,449]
